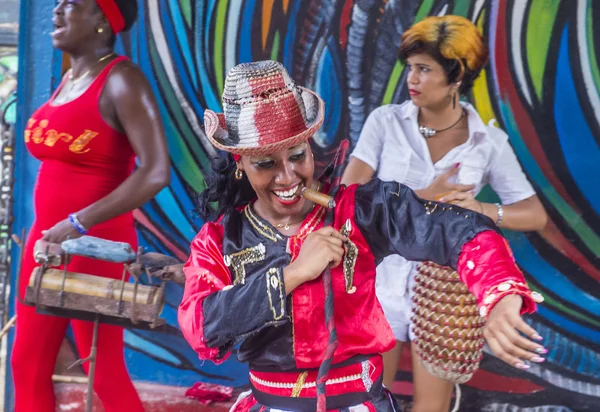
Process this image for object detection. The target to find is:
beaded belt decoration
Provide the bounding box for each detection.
[411,262,485,384]
[249,356,380,399]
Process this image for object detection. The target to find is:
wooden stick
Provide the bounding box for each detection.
[0,315,16,338]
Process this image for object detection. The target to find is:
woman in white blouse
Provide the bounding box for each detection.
[342,15,548,412]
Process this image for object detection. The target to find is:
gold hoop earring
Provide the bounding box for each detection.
[453,93,457,109]
[97,28,104,33]
[235,168,243,180]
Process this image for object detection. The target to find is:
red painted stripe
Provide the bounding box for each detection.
[393,344,544,395]
[133,210,188,262]
[391,369,544,396]
[541,222,600,281]
[465,368,545,393]
[339,0,354,49]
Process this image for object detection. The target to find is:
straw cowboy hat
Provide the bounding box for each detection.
[204,60,325,156]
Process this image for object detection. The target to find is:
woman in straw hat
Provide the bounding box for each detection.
[178,60,545,412]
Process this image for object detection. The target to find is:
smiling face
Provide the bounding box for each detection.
[52,0,107,53]
[239,142,315,220]
[406,53,459,109]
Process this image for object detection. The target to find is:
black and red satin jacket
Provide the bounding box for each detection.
[178,179,536,370]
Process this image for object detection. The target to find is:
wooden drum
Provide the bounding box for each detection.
[22,237,169,329]
[25,267,165,328]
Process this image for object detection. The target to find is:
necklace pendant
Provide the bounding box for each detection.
[284,223,290,230]
[419,125,436,138]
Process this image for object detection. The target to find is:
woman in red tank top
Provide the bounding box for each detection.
[12,1,170,411]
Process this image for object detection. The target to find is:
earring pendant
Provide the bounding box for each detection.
[235,168,243,180]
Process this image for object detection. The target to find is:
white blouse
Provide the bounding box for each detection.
[350,101,536,323]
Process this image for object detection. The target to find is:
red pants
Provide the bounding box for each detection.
[11,223,144,412]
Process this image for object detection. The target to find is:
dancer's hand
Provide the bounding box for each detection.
[41,218,82,243]
[417,163,475,201]
[283,226,346,294]
[438,190,484,214]
[485,294,547,370]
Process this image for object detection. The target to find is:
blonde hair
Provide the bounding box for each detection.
[399,15,489,94]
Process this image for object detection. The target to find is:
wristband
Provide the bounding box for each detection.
[68,213,88,235]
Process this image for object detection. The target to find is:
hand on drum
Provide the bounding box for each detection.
[484,294,547,370]
[283,226,347,294]
[41,218,83,244]
[33,239,71,266]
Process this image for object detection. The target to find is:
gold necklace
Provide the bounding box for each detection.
[69,52,116,85]
[274,219,305,231]
[274,204,316,231]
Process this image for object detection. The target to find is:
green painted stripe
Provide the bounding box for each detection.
[501,104,600,255]
[149,42,207,192]
[179,0,193,27]
[587,1,600,96]
[149,40,207,164]
[382,61,404,105]
[0,55,18,72]
[479,183,599,255]
[271,31,280,61]
[529,283,600,328]
[214,0,229,92]
[526,0,561,101]
[452,0,472,17]
[414,0,435,22]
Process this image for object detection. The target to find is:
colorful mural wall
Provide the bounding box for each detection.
[10,0,599,411]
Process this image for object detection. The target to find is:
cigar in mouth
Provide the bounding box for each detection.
[299,187,336,209]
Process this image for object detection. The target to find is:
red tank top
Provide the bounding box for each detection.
[25,56,136,229]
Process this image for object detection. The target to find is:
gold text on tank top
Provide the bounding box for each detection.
[24,118,99,154]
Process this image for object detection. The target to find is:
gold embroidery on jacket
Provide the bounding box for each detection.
[340,219,357,294]
[266,267,285,320]
[223,243,266,285]
[244,205,282,242]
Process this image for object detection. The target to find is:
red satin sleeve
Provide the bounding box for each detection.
[178,222,231,363]
[457,230,543,318]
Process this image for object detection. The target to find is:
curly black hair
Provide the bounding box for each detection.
[196,154,257,222]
